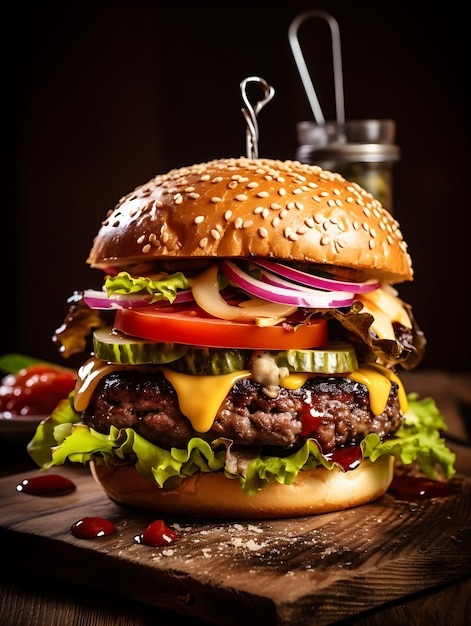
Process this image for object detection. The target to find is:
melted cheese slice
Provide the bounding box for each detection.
[75,358,407,433]
[281,363,407,416]
[356,287,411,341]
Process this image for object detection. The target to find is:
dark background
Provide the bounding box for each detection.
[3,0,469,371]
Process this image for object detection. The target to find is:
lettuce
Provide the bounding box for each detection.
[27,393,456,495]
[104,271,190,303]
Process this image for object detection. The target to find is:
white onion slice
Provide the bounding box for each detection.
[190,265,297,321]
[83,288,194,310]
[252,259,380,293]
[219,261,354,308]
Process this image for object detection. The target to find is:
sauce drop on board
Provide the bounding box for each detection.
[389,475,462,500]
[134,520,180,547]
[16,474,76,496]
[71,517,117,539]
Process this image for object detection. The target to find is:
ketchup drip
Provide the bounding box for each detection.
[134,520,180,547]
[71,517,117,539]
[325,445,362,471]
[16,474,76,496]
[389,475,462,500]
[300,403,322,437]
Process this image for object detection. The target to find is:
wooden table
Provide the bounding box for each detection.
[1,370,470,626]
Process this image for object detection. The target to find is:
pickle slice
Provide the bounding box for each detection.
[275,343,358,373]
[93,327,190,365]
[168,347,249,375]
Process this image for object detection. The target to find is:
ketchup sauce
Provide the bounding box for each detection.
[16,474,76,496]
[388,475,462,500]
[71,517,117,539]
[134,520,180,547]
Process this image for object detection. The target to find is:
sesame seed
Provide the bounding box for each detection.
[211,229,220,240]
[295,201,304,210]
[235,194,248,201]
[199,237,208,248]
[278,188,287,196]
[243,220,253,228]
[287,202,295,210]
[353,221,359,230]
[175,194,183,205]
[288,232,298,241]
[333,188,341,196]
[161,232,169,243]
[224,210,232,220]
[328,199,336,207]
[137,235,145,244]
[184,186,195,192]
[280,209,288,219]
[259,227,268,238]
[229,181,238,189]
[189,192,200,199]
[262,208,269,218]
[363,207,371,218]
[320,235,330,245]
[200,174,210,181]
[297,225,308,234]
[369,239,375,249]
[254,206,264,214]
[270,203,282,210]
[362,222,370,232]
[247,181,259,188]
[293,188,303,195]
[212,176,223,183]
[305,217,315,228]
[149,233,157,242]
[211,197,222,203]
[272,216,280,227]
[142,244,151,254]
[234,217,243,229]
[320,191,330,197]
[257,191,270,198]
[313,196,321,203]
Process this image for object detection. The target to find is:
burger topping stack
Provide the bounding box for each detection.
[28,158,455,518]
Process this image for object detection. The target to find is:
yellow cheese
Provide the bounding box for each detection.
[162,368,250,432]
[281,363,407,416]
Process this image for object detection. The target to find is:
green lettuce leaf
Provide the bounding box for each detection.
[105,271,190,303]
[27,392,456,495]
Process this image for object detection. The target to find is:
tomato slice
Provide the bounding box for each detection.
[114,305,328,350]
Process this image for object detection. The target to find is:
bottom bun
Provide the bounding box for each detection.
[90,456,394,519]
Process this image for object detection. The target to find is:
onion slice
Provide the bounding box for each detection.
[83,288,194,310]
[189,265,296,321]
[219,261,354,308]
[252,259,380,293]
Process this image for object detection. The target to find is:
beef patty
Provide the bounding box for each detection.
[82,369,404,454]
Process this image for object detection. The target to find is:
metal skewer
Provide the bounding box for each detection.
[240,76,275,159]
[288,10,345,126]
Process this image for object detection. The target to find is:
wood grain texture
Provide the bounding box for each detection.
[1,465,470,626]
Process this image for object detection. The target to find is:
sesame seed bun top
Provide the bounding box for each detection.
[87,157,413,283]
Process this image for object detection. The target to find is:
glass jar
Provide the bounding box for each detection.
[296,119,400,213]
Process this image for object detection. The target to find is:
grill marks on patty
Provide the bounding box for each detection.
[82,370,403,454]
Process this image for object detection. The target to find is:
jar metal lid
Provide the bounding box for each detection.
[296,142,400,164]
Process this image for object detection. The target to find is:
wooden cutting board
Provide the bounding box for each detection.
[0,465,470,626]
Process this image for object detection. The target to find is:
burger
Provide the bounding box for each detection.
[28,157,455,518]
